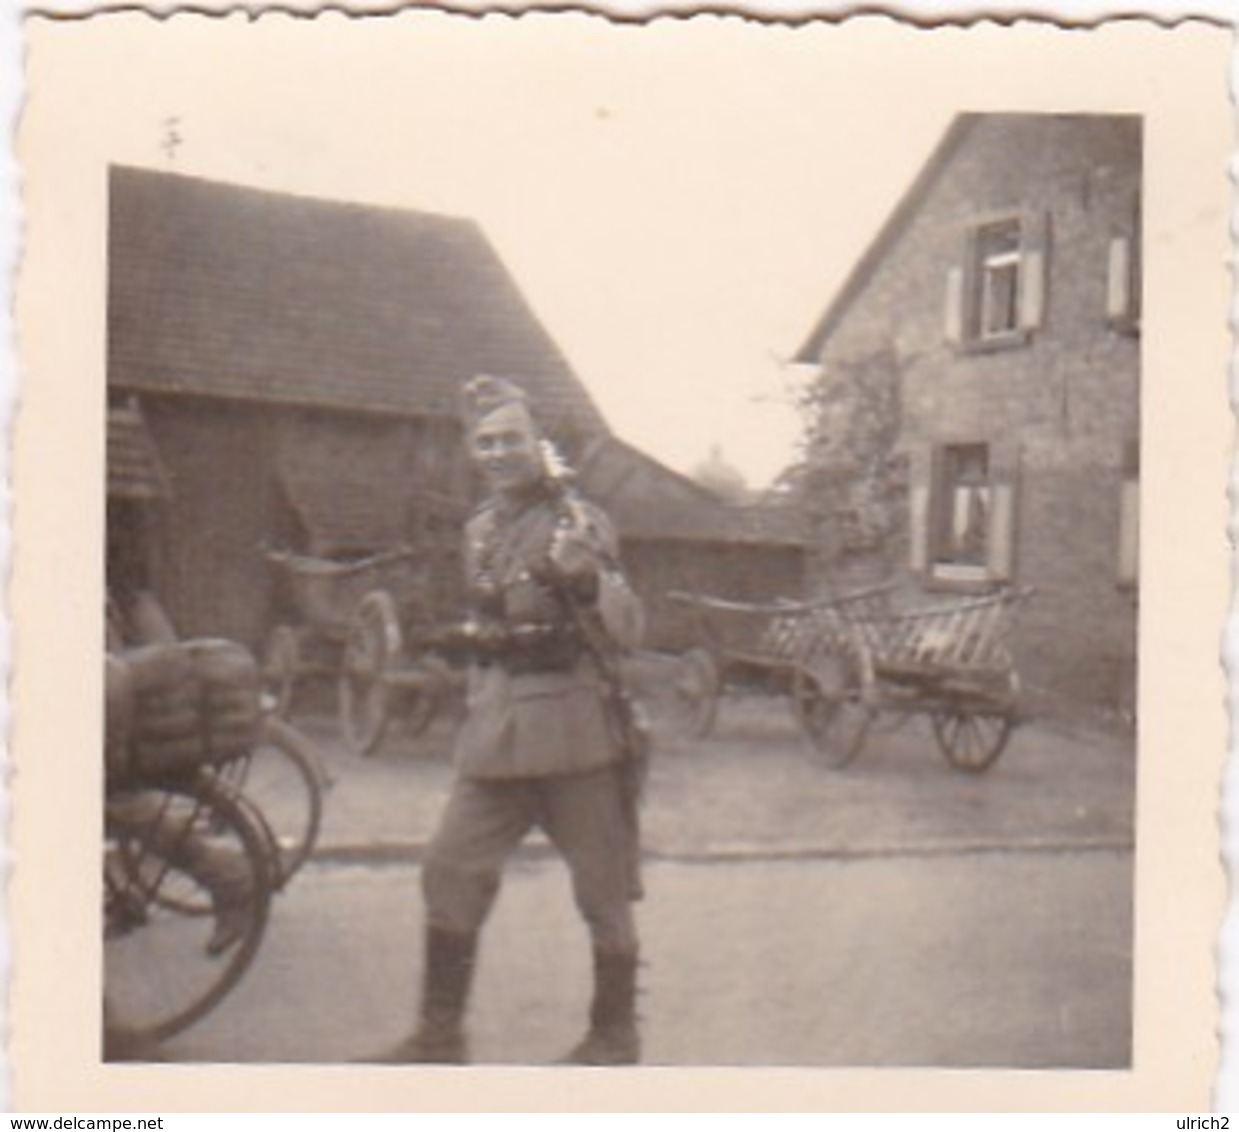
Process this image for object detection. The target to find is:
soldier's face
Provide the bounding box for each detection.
[472,413,543,496]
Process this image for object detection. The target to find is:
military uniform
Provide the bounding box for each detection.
[377,375,645,1067]
[423,486,641,953]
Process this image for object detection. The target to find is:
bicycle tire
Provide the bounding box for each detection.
[104,771,273,1049]
[124,716,326,915]
[217,716,326,887]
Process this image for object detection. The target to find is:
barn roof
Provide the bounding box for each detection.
[107,165,608,436]
[575,435,810,547]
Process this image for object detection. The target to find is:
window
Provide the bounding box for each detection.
[944,211,1049,350]
[977,221,1022,339]
[908,440,1019,588]
[934,444,991,572]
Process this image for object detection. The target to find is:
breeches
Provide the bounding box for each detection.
[422,766,639,953]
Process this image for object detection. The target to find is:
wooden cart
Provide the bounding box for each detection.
[262,547,451,755]
[670,584,1032,772]
[667,583,895,742]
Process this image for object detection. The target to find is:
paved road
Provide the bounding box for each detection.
[123,696,1134,1069]
[291,697,1135,861]
[161,847,1132,1069]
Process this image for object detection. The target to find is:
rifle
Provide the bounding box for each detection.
[542,486,651,821]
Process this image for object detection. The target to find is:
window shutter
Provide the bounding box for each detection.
[908,447,932,574]
[1107,236,1132,321]
[985,441,1021,582]
[1117,480,1139,586]
[1118,438,1140,586]
[944,267,965,345]
[986,485,1016,581]
[1018,211,1050,331]
[921,443,957,572]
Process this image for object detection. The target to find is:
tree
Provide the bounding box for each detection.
[774,348,907,583]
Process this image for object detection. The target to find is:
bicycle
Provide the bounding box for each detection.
[104,768,273,1051]
[103,639,329,1055]
[211,711,328,889]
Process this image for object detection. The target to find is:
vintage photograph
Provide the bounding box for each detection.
[13,10,1232,1111]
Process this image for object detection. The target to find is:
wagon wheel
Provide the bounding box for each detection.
[791,647,873,769]
[402,655,450,738]
[260,625,300,719]
[670,648,720,738]
[339,590,402,757]
[931,669,1020,774]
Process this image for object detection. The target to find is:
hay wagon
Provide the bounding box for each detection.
[261,547,452,755]
[669,583,1032,772]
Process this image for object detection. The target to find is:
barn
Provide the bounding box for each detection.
[107,165,808,659]
[107,165,605,648]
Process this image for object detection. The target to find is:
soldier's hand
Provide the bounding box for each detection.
[548,524,602,579]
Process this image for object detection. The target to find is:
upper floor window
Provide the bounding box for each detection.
[977,220,1022,340]
[944,211,1049,351]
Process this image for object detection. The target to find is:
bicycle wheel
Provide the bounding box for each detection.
[103,773,273,1050]
[217,715,327,886]
[125,717,326,913]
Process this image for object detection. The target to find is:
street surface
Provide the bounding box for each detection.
[147,692,1137,1068]
[166,849,1131,1068]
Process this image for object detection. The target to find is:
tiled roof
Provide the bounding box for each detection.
[107,166,609,436]
[575,435,810,546]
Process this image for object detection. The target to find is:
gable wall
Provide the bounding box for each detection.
[806,115,1141,713]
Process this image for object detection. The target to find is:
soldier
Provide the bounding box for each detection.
[378,375,647,1066]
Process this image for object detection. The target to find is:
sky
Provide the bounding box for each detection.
[23,14,967,489]
[24,13,1217,492]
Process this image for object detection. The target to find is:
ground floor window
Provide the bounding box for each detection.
[909,439,1018,588]
[935,443,991,571]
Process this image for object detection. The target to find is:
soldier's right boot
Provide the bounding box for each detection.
[371,927,478,1064]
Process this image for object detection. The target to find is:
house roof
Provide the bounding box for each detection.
[107,165,608,436]
[793,115,978,363]
[575,435,810,547]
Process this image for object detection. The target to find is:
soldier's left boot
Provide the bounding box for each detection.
[366,927,478,1064]
[558,947,641,1066]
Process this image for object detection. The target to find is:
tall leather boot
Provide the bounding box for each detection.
[373,926,478,1064]
[559,948,641,1066]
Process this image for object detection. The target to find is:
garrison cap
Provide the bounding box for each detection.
[461,375,538,436]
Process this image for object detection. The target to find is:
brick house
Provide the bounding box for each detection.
[108,165,804,652]
[793,114,1142,712]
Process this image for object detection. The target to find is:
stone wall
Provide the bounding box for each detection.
[806,114,1141,712]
